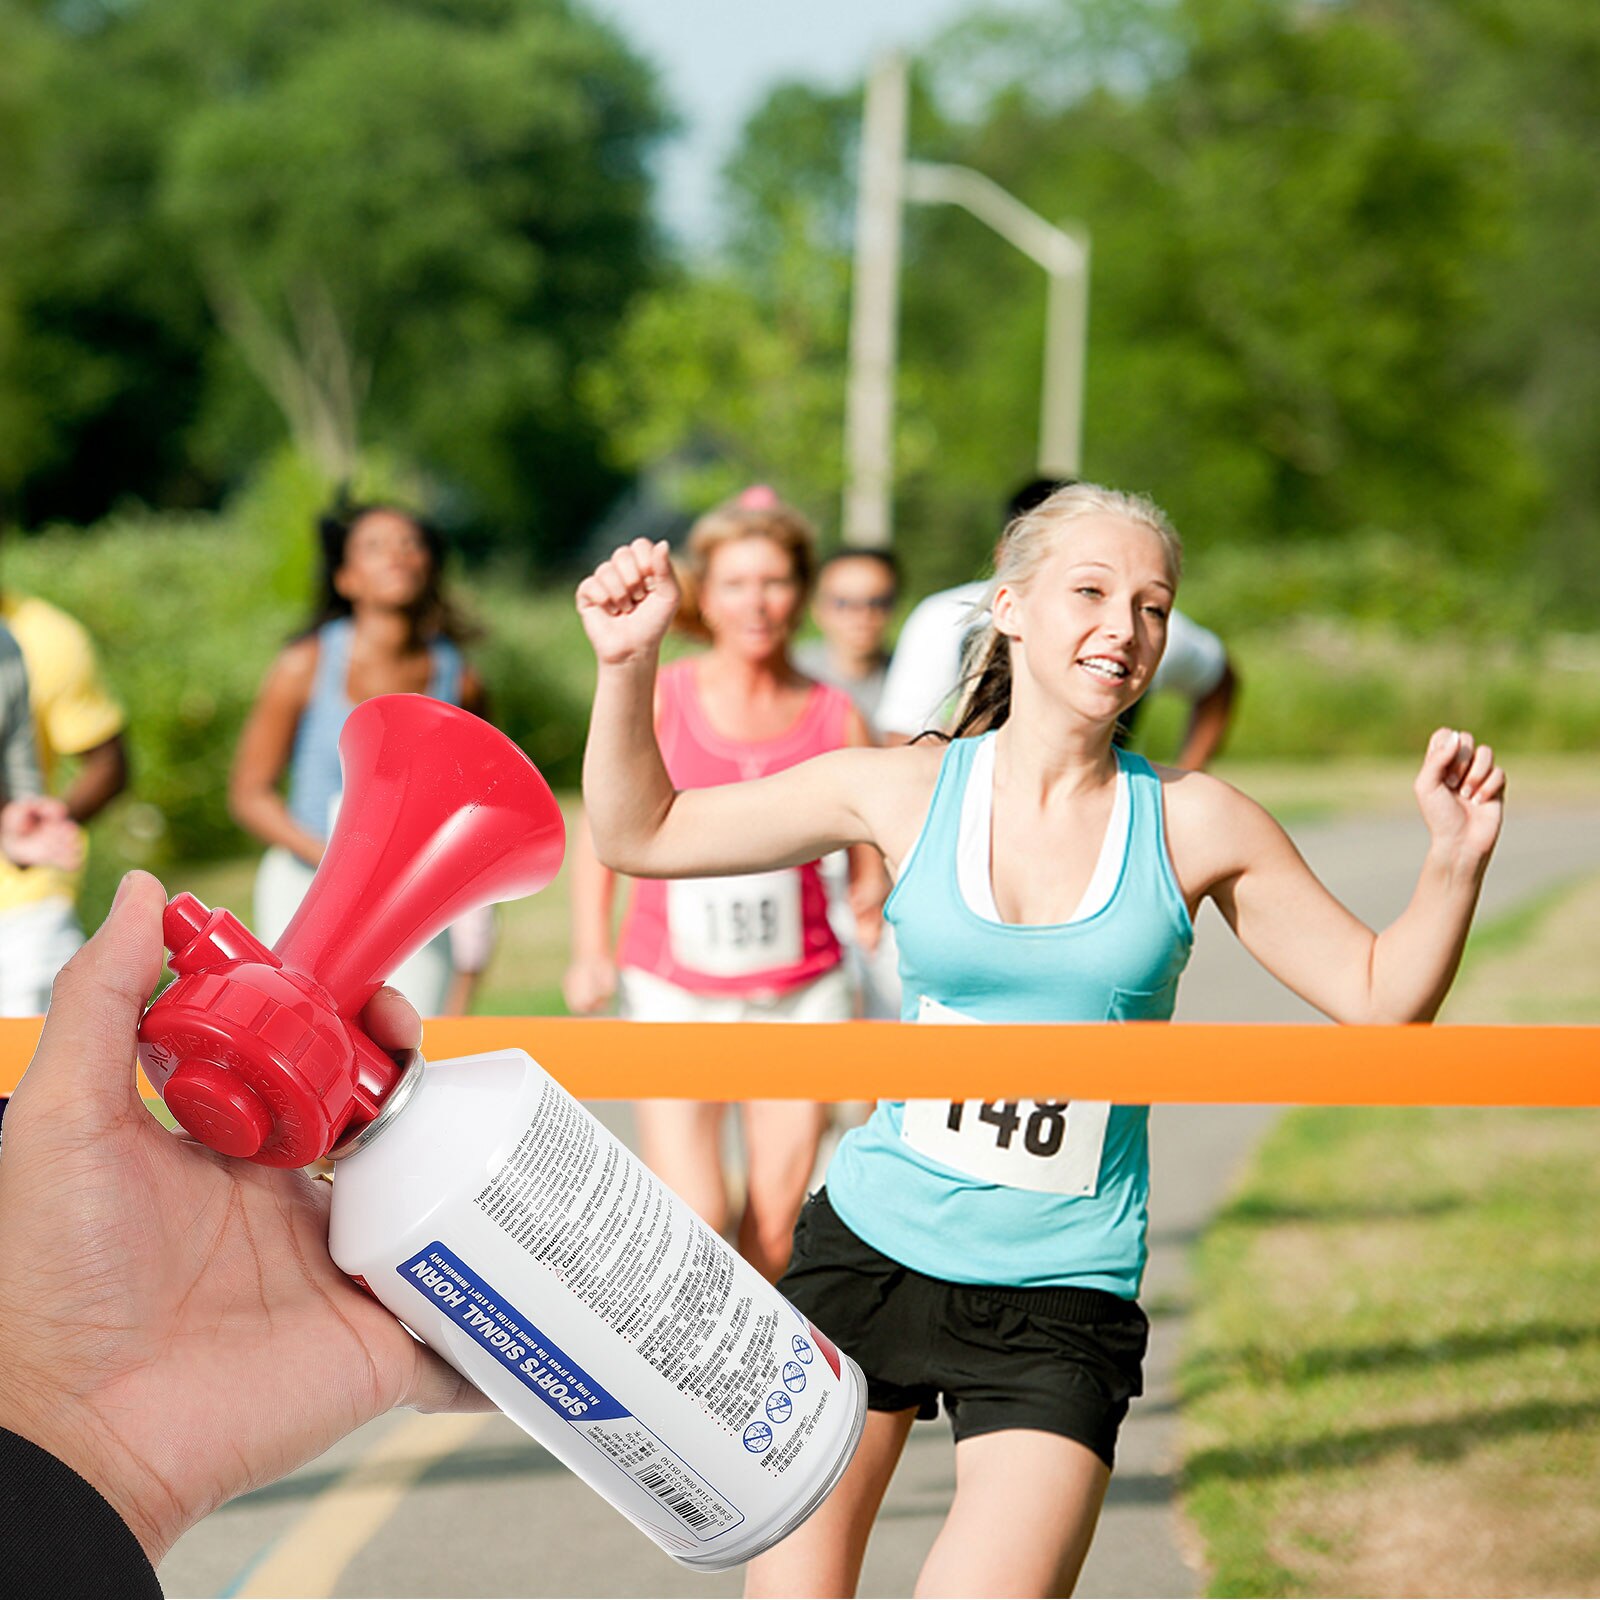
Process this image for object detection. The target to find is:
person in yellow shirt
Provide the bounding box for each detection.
[0,589,127,1016]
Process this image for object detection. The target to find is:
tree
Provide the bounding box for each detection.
[595,0,1555,589]
[0,0,670,561]
[585,80,948,564]
[907,0,1541,562]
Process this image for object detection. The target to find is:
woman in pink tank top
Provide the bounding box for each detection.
[564,489,882,1281]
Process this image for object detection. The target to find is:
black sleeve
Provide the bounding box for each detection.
[0,1426,163,1599]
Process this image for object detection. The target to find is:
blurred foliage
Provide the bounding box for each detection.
[591,0,1594,610]
[4,0,1595,601]
[1,0,1597,908]
[7,514,1597,924]
[3,514,296,923]
[1177,529,1544,643]
[0,0,669,562]
[2,516,599,900]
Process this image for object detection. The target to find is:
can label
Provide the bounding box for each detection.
[331,1051,866,1568]
[470,1076,844,1483]
[399,1242,745,1541]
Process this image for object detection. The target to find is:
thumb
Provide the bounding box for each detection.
[402,1342,495,1416]
[19,871,168,1126]
[1418,727,1461,788]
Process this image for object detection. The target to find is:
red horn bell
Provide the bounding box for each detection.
[137,695,564,1166]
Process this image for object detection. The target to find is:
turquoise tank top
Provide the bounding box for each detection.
[286,618,464,839]
[825,732,1193,1297]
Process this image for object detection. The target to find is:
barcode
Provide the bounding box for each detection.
[637,1464,713,1529]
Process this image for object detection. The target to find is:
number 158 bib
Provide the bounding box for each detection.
[900,996,1111,1197]
[666,868,804,978]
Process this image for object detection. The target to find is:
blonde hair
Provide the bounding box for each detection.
[673,490,819,641]
[949,482,1183,739]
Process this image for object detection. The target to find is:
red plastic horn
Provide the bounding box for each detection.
[137,695,565,1166]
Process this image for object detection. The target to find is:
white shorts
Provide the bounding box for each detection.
[848,921,902,1023]
[254,847,454,1017]
[820,851,902,1022]
[617,963,854,1024]
[447,903,497,975]
[0,896,85,1016]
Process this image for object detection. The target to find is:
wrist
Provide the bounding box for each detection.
[0,1372,169,1562]
[1424,839,1490,891]
[596,648,662,677]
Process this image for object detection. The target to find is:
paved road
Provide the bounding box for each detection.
[159,801,1600,1599]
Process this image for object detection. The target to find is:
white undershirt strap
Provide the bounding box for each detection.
[956,735,1129,925]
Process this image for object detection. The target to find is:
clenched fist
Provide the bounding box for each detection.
[576,539,680,667]
[1414,727,1505,868]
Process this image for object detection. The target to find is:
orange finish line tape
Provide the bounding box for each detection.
[0,1018,1595,1106]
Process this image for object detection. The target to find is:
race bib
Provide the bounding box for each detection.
[666,869,804,978]
[900,996,1110,1197]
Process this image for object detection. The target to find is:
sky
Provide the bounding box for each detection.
[586,0,982,245]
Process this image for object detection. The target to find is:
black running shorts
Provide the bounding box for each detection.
[779,1189,1148,1469]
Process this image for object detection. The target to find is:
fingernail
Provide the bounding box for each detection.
[111,871,135,912]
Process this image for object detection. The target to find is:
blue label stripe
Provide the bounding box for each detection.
[398,1242,629,1423]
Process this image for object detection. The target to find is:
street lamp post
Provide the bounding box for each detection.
[840,56,908,551]
[841,57,1091,546]
[904,162,1090,481]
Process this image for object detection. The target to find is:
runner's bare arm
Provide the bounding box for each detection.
[587,711,889,877]
[842,704,890,938]
[229,640,327,865]
[578,540,917,878]
[563,805,622,1013]
[1169,729,1505,1022]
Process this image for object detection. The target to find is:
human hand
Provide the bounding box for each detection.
[0,795,85,871]
[1415,727,1505,868]
[562,953,618,1015]
[0,871,491,1565]
[576,539,680,666]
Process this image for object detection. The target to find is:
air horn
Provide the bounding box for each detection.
[131,690,864,1569]
[137,693,564,1164]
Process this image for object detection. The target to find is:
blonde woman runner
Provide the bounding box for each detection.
[576,483,1505,1598]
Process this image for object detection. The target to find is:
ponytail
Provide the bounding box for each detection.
[946,626,1012,739]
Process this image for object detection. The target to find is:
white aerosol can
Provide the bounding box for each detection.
[135,694,865,1569]
[327,1047,865,1567]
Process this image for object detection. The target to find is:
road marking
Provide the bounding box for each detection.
[233,1411,495,1598]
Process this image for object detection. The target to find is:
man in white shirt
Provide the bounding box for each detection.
[876,479,1238,768]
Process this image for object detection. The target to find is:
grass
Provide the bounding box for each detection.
[1178,873,1600,1597]
[1445,869,1600,1028]
[469,798,581,1016]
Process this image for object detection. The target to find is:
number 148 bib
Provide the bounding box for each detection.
[900,996,1111,1197]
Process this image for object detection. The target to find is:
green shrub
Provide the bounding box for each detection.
[1179,529,1546,642]
[7,512,296,875]
[4,513,605,924]
[466,574,596,790]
